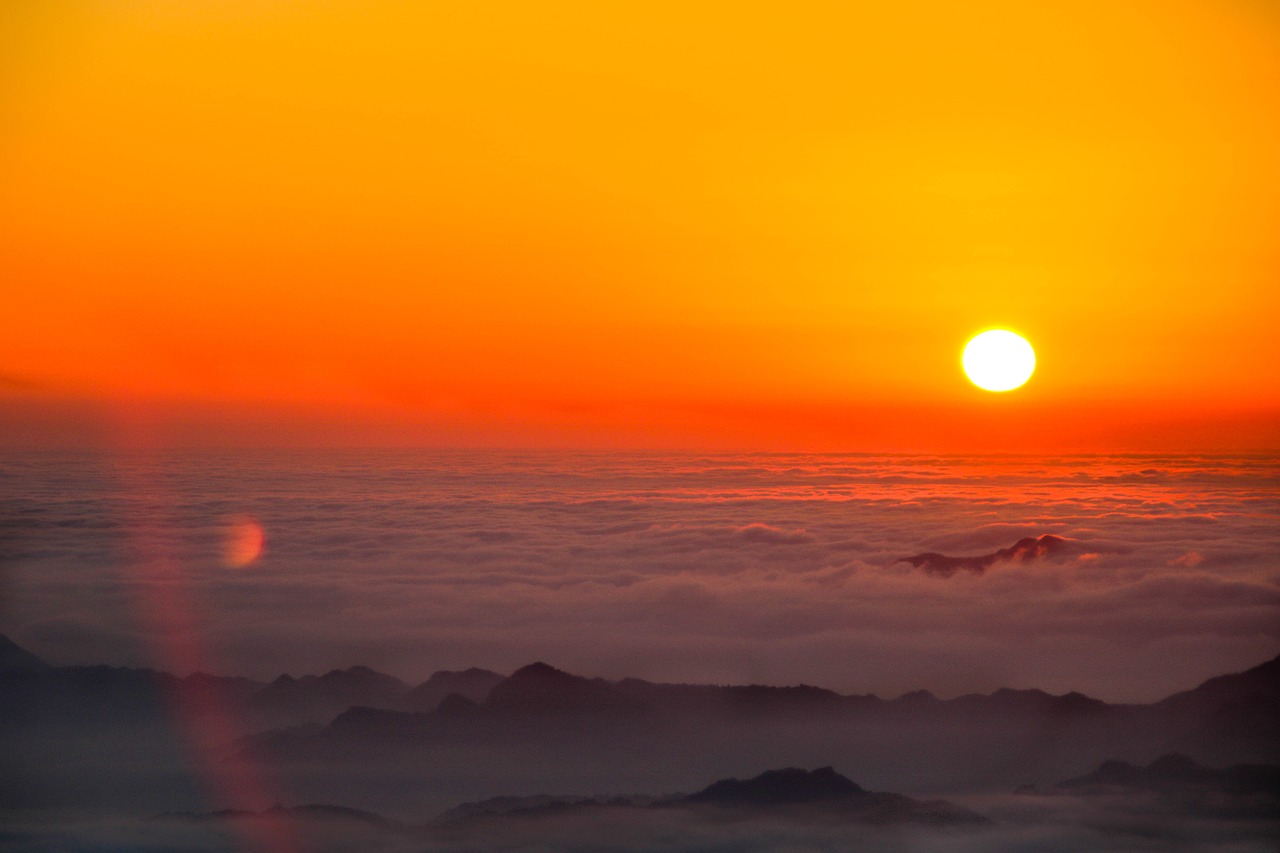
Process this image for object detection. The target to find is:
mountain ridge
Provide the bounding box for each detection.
[5,632,1278,817]
[6,633,1273,713]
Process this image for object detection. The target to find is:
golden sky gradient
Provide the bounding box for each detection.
[2,0,1278,448]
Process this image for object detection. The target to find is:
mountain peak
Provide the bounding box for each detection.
[682,766,864,806]
[399,668,504,712]
[509,661,566,679]
[486,663,645,714]
[896,689,939,704]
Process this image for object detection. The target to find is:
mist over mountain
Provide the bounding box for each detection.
[898,533,1070,577]
[2,632,1278,851]
[397,667,503,712]
[51,758,1280,852]
[152,764,989,851]
[485,661,648,715]
[235,649,1280,789]
[1056,753,1280,800]
[249,666,410,727]
[4,633,1277,824]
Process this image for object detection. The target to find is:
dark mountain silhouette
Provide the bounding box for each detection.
[156,801,406,831]
[895,688,941,706]
[245,665,504,725]
[3,631,1278,818]
[483,662,646,715]
[0,634,50,673]
[1156,653,1280,716]
[0,662,263,729]
[435,692,482,716]
[679,766,863,805]
[1149,654,1280,764]
[238,651,1280,782]
[1058,753,1280,796]
[432,767,986,828]
[947,686,1109,717]
[613,677,848,719]
[899,533,1069,577]
[249,666,409,726]
[670,766,987,825]
[1042,753,1280,818]
[173,670,270,713]
[157,767,985,835]
[397,667,503,712]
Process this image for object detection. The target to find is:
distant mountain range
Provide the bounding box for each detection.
[157,765,989,833]
[154,756,1280,842]
[1057,752,1280,799]
[2,633,1277,817]
[238,653,1280,774]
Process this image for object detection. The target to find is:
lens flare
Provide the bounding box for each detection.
[223,515,265,568]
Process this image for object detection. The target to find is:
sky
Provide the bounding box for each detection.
[3,11,1279,848]
[2,0,1279,450]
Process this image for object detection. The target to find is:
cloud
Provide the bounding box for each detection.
[734,523,814,545]
[3,451,1277,703]
[898,534,1071,578]
[12,797,1277,853]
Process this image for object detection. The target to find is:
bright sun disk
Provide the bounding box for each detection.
[962,330,1036,392]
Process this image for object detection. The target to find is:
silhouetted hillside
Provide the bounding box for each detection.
[1058,753,1280,797]
[679,766,863,805]
[670,766,987,825]
[4,631,1278,818]
[431,766,986,828]
[0,662,261,729]
[484,662,646,715]
[1043,753,1280,818]
[238,652,1280,786]
[398,667,502,712]
[1156,654,1280,717]
[0,634,50,673]
[898,534,1069,577]
[249,666,409,725]
[614,678,848,719]
[1149,654,1280,764]
[157,766,985,835]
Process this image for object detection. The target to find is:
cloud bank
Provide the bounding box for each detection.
[2,451,1277,703]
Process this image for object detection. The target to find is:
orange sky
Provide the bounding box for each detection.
[2,0,1278,449]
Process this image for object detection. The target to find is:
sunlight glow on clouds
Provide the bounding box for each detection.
[4,451,1276,703]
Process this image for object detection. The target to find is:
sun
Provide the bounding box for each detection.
[962,330,1036,392]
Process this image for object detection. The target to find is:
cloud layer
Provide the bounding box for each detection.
[2,451,1277,703]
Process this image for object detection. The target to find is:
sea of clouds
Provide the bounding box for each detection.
[6,794,1279,853]
[2,450,1277,702]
